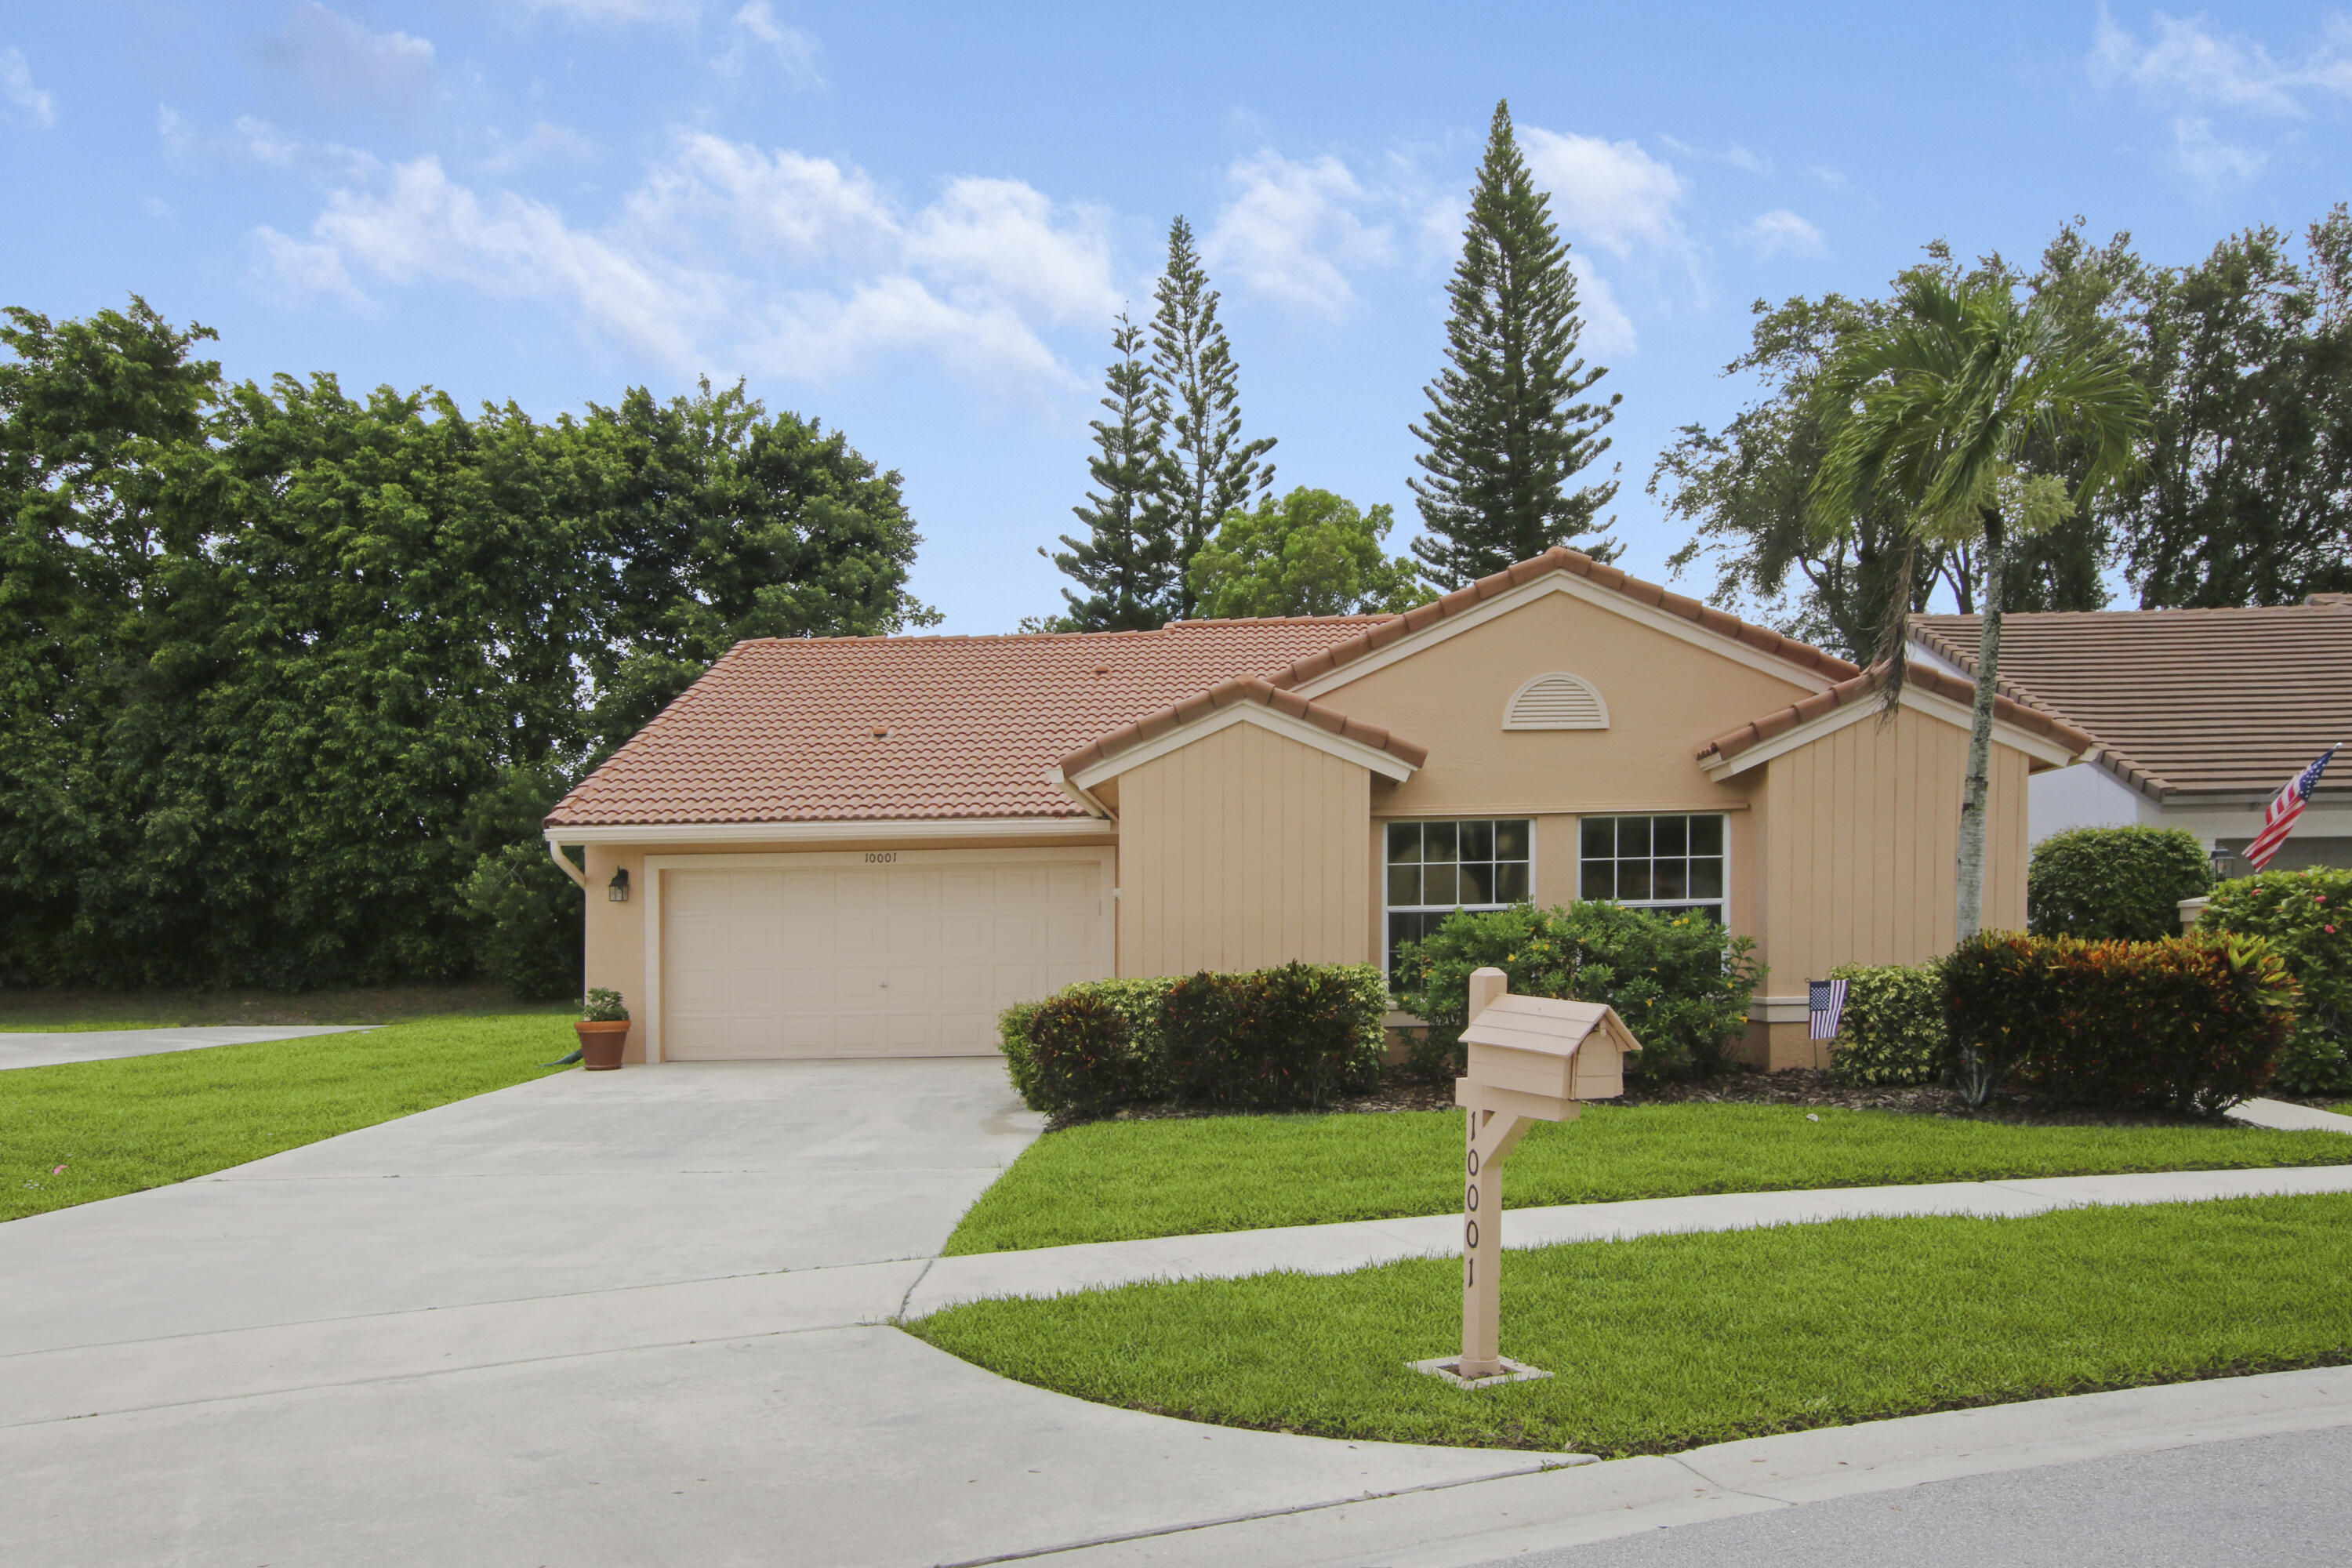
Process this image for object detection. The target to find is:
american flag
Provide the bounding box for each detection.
[1808,978,1849,1041]
[2245,744,2339,870]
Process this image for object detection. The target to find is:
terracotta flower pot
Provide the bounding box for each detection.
[575,1019,630,1070]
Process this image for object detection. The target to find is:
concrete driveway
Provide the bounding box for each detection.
[0,1024,376,1071]
[0,1060,1544,1566]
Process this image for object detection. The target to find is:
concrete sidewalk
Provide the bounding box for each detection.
[0,1023,376,1070]
[906,1160,2352,1317]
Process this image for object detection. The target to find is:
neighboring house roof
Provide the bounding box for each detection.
[1264,546,1863,693]
[1054,676,1429,784]
[1910,604,2352,800]
[1697,662,2097,773]
[544,619,1383,827]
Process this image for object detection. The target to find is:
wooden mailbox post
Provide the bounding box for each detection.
[1411,967,1642,1388]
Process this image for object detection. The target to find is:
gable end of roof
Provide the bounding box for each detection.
[1056,677,1428,780]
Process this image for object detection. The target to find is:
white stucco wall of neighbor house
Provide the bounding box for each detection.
[2027,761,2352,869]
[2028,761,2151,843]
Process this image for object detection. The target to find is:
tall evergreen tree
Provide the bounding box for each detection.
[1150,216,1274,617]
[1410,100,1621,586]
[1042,312,1176,630]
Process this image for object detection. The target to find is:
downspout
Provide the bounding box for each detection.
[545,836,590,891]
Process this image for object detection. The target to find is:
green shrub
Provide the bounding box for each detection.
[2027,827,2212,942]
[1010,992,1138,1118]
[997,963,1387,1117]
[2200,869,2352,1095]
[582,987,628,1022]
[1943,931,2297,1116]
[1824,962,1947,1087]
[1393,902,1764,1080]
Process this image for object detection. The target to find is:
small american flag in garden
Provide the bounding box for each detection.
[2245,744,2339,870]
[1808,978,1849,1041]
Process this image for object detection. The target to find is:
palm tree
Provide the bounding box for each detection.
[1813,274,2146,943]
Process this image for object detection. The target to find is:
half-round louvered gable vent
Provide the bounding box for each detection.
[1503,672,1609,731]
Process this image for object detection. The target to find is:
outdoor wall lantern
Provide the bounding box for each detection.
[608,867,631,903]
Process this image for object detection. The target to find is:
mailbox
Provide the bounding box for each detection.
[1413,967,1642,1389]
[1461,993,1642,1107]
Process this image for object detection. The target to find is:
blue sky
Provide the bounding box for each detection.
[5,2,2349,631]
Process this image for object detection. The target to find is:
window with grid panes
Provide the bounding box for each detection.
[1578,814,1726,924]
[1384,819,1532,975]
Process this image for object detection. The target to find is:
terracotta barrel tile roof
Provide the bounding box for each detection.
[1056,677,1428,779]
[1911,604,2352,799]
[545,618,1385,828]
[1697,662,2097,768]
[1264,546,1861,691]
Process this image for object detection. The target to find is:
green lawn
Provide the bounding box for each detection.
[2,1014,577,1222]
[911,1193,2352,1454]
[946,1103,2352,1254]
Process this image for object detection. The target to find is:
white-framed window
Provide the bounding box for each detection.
[1578,813,1726,924]
[1384,818,1533,975]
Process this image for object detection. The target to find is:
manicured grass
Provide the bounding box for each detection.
[2,1014,577,1221]
[946,1103,2352,1253]
[911,1193,2352,1454]
[0,982,568,1031]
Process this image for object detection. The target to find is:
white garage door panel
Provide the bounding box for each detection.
[661,856,1111,1060]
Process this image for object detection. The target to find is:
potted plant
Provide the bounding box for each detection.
[576,989,631,1071]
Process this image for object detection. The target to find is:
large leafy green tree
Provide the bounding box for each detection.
[1657,234,2131,661]
[1410,99,1621,588]
[1186,487,1435,619]
[2108,206,2352,608]
[1814,274,2147,946]
[1150,216,1275,616]
[0,301,936,992]
[1042,311,1177,631]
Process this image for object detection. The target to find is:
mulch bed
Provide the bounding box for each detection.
[1053,1067,2287,1132]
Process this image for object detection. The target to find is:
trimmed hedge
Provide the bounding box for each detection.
[999,963,1388,1118]
[2199,869,2352,1095]
[1944,931,2298,1116]
[2027,826,2212,942]
[1392,902,1764,1080]
[1824,961,1947,1087]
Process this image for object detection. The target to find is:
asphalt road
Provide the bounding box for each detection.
[1485,1424,2352,1568]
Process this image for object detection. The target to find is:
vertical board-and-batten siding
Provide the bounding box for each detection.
[1762,705,2031,984]
[1117,720,1371,976]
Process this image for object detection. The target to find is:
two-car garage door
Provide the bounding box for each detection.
[658,851,1113,1060]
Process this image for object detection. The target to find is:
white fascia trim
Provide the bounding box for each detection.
[1044,767,1115,819]
[543,816,1113,846]
[1700,682,2082,781]
[1904,635,1974,683]
[1069,701,1420,790]
[1290,573,1840,702]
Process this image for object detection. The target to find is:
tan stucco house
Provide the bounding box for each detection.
[546,547,2091,1070]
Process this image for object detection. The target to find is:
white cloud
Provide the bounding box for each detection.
[1204,151,1394,316]
[718,2,822,88]
[2172,116,2267,184]
[255,132,1111,390]
[161,108,381,182]
[514,0,702,20]
[258,4,436,120]
[906,178,1119,324]
[629,131,895,257]
[1723,144,1773,176]
[1,45,56,128]
[2088,9,2352,184]
[2090,9,2352,116]
[1738,209,1827,260]
[1566,255,1636,357]
[480,119,596,174]
[1517,127,1690,263]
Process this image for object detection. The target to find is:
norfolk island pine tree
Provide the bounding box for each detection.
[1041,311,1179,631]
[1410,99,1622,587]
[1151,216,1276,617]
